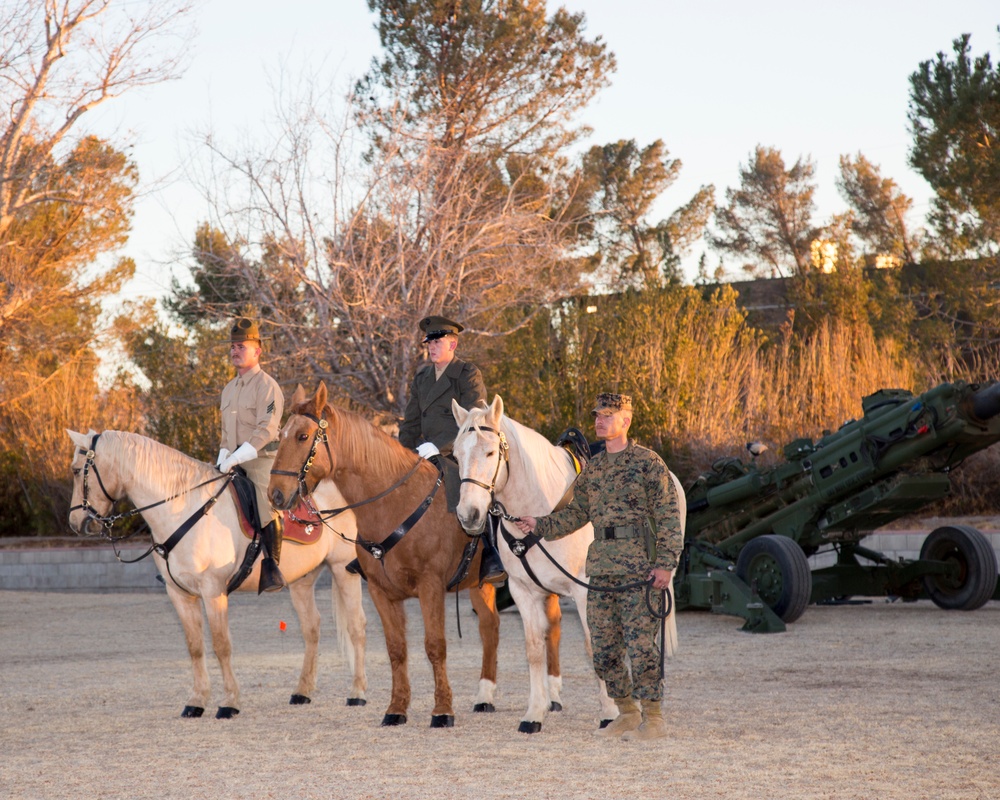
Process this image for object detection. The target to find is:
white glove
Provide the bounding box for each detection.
[219,442,258,472]
[416,442,440,459]
[216,448,231,467]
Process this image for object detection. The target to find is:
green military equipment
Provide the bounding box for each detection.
[674,380,1000,633]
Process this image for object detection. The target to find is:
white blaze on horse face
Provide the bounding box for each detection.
[454,413,503,534]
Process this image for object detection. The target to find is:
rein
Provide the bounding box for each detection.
[70,433,237,593]
[496,511,674,679]
[70,434,233,535]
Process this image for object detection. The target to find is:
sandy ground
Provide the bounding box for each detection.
[1,585,998,800]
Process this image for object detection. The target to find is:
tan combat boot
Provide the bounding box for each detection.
[594,696,642,738]
[621,699,666,741]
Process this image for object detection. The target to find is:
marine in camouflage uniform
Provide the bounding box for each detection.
[516,392,683,741]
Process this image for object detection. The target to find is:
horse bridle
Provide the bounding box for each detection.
[270,410,333,501]
[269,409,442,567]
[458,424,510,518]
[69,434,128,529]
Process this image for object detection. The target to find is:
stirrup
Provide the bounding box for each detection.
[258,557,286,594]
[478,548,508,586]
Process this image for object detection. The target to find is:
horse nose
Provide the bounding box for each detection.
[270,487,285,509]
[459,506,483,534]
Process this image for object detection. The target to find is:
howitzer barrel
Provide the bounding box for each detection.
[971,382,1000,421]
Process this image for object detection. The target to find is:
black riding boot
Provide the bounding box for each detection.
[258,517,286,594]
[478,518,507,586]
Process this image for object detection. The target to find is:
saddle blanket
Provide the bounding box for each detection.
[227,485,324,546]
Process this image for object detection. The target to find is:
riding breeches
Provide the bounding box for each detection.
[242,456,279,526]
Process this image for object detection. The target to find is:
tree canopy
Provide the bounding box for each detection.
[909,30,1000,257]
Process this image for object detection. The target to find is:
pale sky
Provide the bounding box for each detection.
[90,0,1000,298]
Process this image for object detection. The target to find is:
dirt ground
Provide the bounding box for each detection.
[2,580,998,800]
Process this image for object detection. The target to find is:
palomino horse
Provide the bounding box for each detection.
[451,395,686,733]
[267,384,501,728]
[66,429,367,718]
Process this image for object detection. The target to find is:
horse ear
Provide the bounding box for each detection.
[66,429,89,448]
[291,384,307,407]
[488,394,504,425]
[452,399,469,427]
[315,381,328,411]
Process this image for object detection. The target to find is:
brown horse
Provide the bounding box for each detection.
[268,383,500,728]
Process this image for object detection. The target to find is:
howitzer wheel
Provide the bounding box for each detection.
[735,535,811,623]
[920,525,997,611]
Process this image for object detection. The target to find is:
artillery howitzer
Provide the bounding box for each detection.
[674,380,1000,633]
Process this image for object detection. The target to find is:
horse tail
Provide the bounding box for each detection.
[663,583,679,658]
[329,581,352,661]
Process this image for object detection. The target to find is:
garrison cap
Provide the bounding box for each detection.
[591,392,633,416]
[420,315,464,343]
[227,317,267,343]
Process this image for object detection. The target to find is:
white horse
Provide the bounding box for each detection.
[451,396,685,734]
[66,429,367,718]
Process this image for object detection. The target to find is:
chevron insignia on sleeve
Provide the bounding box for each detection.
[266,401,275,414]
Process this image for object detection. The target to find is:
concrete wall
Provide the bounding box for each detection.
[3,529,999,592]
[0,544,332,592]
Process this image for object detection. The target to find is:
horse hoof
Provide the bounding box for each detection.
[549,701,563,712]
[346,697,367,707]
[473,702,495,713]
[518,720,542,734]
[216,707,240,719]
[381,713,407,726]
[180,706,204,718]
[430,714,455,728]
[598,718,614,729]
[290,694,311,705]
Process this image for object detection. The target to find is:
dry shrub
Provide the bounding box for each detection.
[0,357,143,537]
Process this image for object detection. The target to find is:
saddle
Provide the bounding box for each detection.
[550,427,603,512]
[227,467,322,547]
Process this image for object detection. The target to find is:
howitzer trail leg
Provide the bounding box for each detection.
[594,696,641,738]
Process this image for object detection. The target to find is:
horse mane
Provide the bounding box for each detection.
[99,431,217,495]
[320,403,419,477]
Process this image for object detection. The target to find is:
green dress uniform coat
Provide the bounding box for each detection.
[398,357,486,456]
[533,440,683,702]
[220,364,283,523]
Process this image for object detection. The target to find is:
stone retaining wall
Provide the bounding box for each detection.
[0,544,330,592]
[3,530,1000,592]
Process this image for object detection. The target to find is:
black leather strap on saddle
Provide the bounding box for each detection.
[229,466,261,532]
[355,470,442,564]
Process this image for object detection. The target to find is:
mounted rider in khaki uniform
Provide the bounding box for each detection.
[217,318,286,593]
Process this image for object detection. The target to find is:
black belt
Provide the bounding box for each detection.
[602,525,642,540]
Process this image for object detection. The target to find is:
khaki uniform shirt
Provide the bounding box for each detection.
[220,364,283,519]
[535,441,683,576]
[398,357,486,456]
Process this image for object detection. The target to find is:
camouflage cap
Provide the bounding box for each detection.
[227,317,267,343]
[420,315,464,343]
[591,392,633,416]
